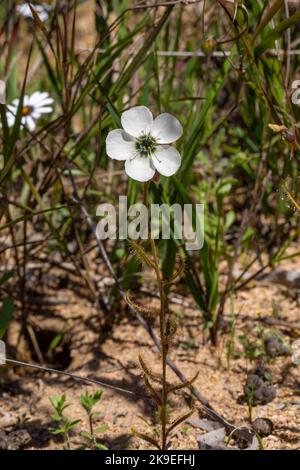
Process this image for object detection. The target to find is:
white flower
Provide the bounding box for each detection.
[17,3,50,22]
[106,106,183,182]
[6,91,54,131]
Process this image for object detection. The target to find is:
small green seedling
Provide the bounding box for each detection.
[49,394,81,450]
[79,389,108,450]
[49,390,108,450]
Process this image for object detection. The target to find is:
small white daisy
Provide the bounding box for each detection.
[106,106,183,182]
[6,91,54,131]
[17,3,50,22]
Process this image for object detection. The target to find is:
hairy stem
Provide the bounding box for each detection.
[89,413,94,441]
[143,182,168,450]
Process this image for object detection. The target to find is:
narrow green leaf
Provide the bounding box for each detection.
[0,298,14,338]
[252,0,284,42]
[255,13,300,58]
[0,271,14,287]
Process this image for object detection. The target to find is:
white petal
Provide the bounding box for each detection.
[106,129,135,161]
[17,4,49,21]
[6,114,15,127]
[17,5,32,17]
[36,91,49,99]
[38,91,50,99]
[151,113,183,144]
[37,98,54,106]
[10,97,25,107]
[35,6,49,21]
[39,13,49,22]
[23,95,29,106]
[25,116,36,131]
[125,155,155,182]
[28,91,43,105]
[7,104,17,114]
[121,106,153,138]
[29,92,53,106]
[31,111,41,119]
[151,146,181,177]
[6,106,16,126]
[35,106,53,114]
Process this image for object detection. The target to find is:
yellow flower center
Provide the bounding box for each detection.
[22,105,32,116]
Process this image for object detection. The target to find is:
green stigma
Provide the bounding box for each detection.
[135,133,157,157]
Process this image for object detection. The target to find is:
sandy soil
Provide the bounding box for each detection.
[1,245,300,451]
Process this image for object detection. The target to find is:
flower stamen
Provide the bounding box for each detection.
[22,105,33,116]
[135,133,157,157]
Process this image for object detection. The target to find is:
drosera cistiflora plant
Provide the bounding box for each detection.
[1,0,300,451]
[106,107,197,450]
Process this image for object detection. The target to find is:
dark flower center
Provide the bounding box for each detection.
[22,105,33,116]
[135,134,157,157]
